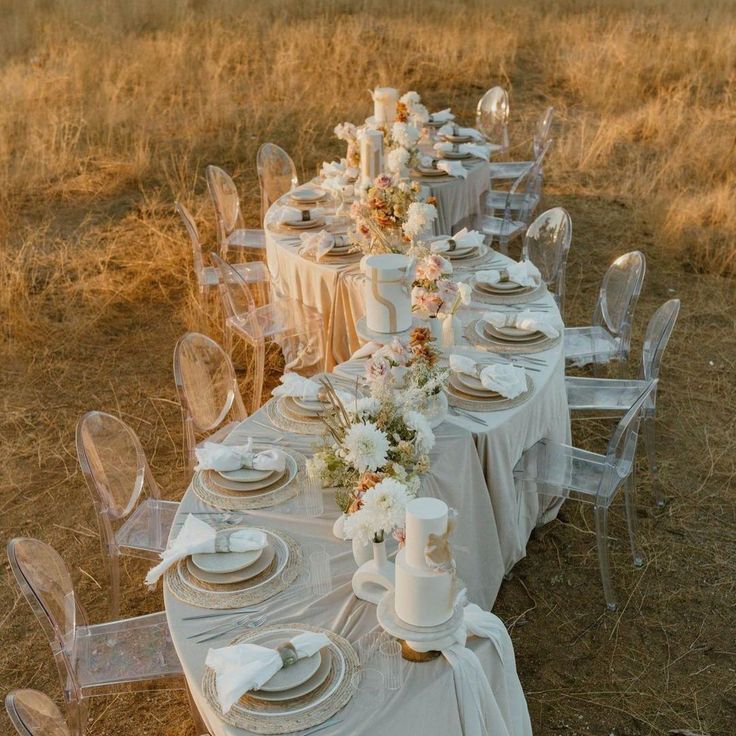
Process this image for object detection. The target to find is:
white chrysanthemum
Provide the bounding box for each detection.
[457,281,473,305]
[343,421,389,472]
[386,147,410,176]
[391,122,420,149]
[404,410,436,452]
[352,397,381,420]
[409,103,429,125]
[344,477,411,543]
[405,475,421,496]
[402,201,438,240]
[334,122,357,142]
[400,90,421,106]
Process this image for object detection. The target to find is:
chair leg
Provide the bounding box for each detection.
[643,415,664,507]
[623,472,644,568]
[593,504,617,611]
[66,695,88,736]
[108,551,121,619]
[249,340,266,415]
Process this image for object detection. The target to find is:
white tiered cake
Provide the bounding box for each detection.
[394,498,454,627]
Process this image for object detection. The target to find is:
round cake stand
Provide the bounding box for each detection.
[377,592,464,661]
[355,316,425,346]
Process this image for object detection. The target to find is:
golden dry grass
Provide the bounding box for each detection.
[1,1,735,735]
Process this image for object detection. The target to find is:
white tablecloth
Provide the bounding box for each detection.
[265,158,490,369]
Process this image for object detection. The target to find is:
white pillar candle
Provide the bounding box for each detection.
[360,128,384,188]
[373,87,399,124]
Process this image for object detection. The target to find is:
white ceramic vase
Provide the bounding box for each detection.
[352,537,373,566]
[352,540,395,604]
[421,391,449,429]
[440,313,462,348]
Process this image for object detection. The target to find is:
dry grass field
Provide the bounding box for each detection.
[1,1,735,734]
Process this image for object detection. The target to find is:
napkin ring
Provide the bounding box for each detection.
[301,210,311,222]
[446,238,456,252]
[277,642,298,668]
[499,268,509,282]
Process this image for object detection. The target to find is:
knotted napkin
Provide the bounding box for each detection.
[145,516,268,586]
[194,438,287,473]
[438,123,484,141]
[271,373,352,405]
[206,632,331,713]
[272,205,326,226]
[299,230,346,261]
[449,354,527,399]
[434,142,491,161]
[476,259,541,288]
[429,108,454,123]
[430,228,485,254]
[482,310,561,339]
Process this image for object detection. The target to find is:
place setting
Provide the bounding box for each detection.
[428,228,493,268]
[469,257,547,304]
[267,204,327,235]
[288,185,330,208]
[444,353,534,412]
[266,372,359,435]
[298,229,362,265]
[202,623,361,734]
[464,308,563,354]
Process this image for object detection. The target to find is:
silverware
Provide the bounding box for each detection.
[449,406,489,426]
[182,607,261,621]
[194,613,267,644]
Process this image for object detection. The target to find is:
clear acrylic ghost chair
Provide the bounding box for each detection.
[6,690,70,736]
[6,538,189,736]
[205,165,266,256]
[176,201,269,308]
[565,250,646,373]
[173,331,248,472]
[514,379,658,611]
[475,86,509,154]
[480,140,552,253]
[521,207,573,313]
[211,253,325,414]
[256,142,299,224]
[566,299,680,506]
[488,106,555,183]
[75,411,178,619]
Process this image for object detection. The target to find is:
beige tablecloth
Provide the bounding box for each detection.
[265,158,490,369]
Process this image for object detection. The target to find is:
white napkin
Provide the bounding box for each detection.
[145,516,268,586]
[272,205,325,226]
[320,159,359,181]
[206,632,330,713]
[429,108,454,123]
[475,259,541,288]
[434,142,491,161]
[271,373,352,404]
[437,160,468,178]
[430,228,485,254]
[449,354,527,399]
[194,439,287,473]
[482,310,560,339]
[299,230,344,261]
[438,123,484,141]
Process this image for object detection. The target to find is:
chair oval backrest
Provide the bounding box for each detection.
[533,106,555,158]
[503,139,552,227]
[599,380,658,500]
[642,299,680,381]
[173,332,242,434]
[76,411,148,521]
[523,207,572,290]
[5,690,70,736]
[256,143,298,223]
[475,86,509,149]
[597,251,646,340]
[206,165,242,240]
[210,252,258,323]
[175,202,205,282]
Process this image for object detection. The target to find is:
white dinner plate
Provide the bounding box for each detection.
[475,279,526,293]
[442,134,474,144]
[448,373,502,399]
[216,466,275,483]
[482,322,545,343]
[188,544,275,584]
[191,535,264,574]
[283,218,326,230]
[290,187,328,203]
[254,650,332,701]
[438,150,472,160]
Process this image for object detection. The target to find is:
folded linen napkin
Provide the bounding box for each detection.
[206,632,331,713]
[299,230,348,261]
[475,258,541,288]
[430,227,485,254]
[438,123,484,141]
[482,310,561,339]
[429,108,454,123]
[419,155,467,178]
[272,205,326,226]
[195,438,287,473]
[434,141,491,161]
[145,516,268,586]
[449,354,527,399]
[271,373,352,404]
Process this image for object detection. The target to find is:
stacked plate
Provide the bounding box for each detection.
[431,238,480,262]
[425,113,455,128]
[280,214,326,232]
[279,394,333,421]
[319,241,360,263]
[413,159,449,178]
[472,275,537,299]
[438,148,472,161]
[441,132,474,144]
[206,453,298,499]
[448,370,505,401]
[475,319,549,346]
[289,186,329,207]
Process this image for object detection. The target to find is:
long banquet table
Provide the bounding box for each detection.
[265,152,491,369]
[164,253,569,734]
